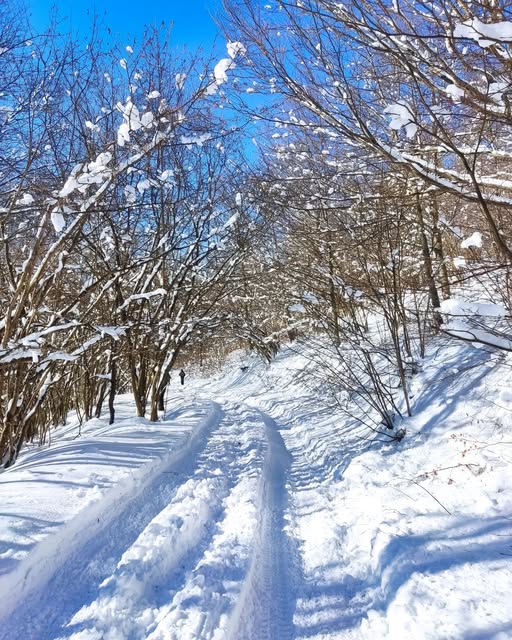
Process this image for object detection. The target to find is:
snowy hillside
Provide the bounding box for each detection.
[0,337,511,640]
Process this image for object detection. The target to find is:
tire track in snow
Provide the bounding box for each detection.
[138,404,268,640]
[226,410,297,640]
[0,401,223,640]
[145,475,260,640]
[59,402,267,640]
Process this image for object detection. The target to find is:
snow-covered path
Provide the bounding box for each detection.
[0,400,301,640]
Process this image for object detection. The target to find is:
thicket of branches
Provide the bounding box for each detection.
[0,6,258,466]
[219,0,512,437]
[3,0,512,465]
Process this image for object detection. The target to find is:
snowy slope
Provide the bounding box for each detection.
[0,337,511,640]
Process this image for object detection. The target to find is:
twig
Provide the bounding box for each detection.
[408,477,452,515]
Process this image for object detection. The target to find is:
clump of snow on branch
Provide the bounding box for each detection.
[180,132,212,147]
[214,59,232,84]
[175,74,187,90]
[206,41,246,95]
[289,303,306,313]
[96,326,126,340]
[489,81,508,103]
[226,41,246,59]
[223,212,239,230]
[118,289,167,311]
[454,18,512,48]
[51,209,67,233]
[124,185,137,204]
[461,232,482,249]
[17,193,34,206]
[58,152,113,199]
[116,98,155,147]
[445,84,465,103]
[383,102,417,138]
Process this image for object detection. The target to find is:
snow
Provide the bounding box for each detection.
[0,339,511,639]
[439,298,507,319]
[95,325,126,340]
[117,121,131,146]
[206,42,244,95]
[489,81,509,103]
[58,152,112,199]
[223,212,239,229]
[17,193,34,205]
[175,74,187,90]
[41,351,78,363]
[0,347,40,365]
[454,18,512,48]
[445,83,465,103]
[116,98,154,147]
[159,169,173,181]
[51,210,66,233]
[303,292,320,304]
[137,178,151,193]
[125,184,137,203]
[117,288,167,310]
[439,298,512,350]
[288,303,306,313]
[180,133,212,147]
[383,102,417,139]
[87,152,112,174]
[226,41,246,59]
[213,58,233,84]
[461,231,483,249]
[140,111,154,128]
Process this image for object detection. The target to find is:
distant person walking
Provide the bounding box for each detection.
[179,369,185,386]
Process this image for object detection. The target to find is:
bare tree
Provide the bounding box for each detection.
[223,0,512,259]
[0,11,248,466]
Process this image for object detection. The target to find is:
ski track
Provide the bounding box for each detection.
[137,405,299,640]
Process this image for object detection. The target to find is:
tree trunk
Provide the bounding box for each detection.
[416,194,442,328]
[108,358,117,425]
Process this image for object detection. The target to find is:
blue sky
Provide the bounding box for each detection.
[27,0,223,50]
[25,0,265,161]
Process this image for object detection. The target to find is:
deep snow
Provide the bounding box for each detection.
[0,337,511,639]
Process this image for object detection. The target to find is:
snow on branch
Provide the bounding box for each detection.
[439,298,512,351]
[116,98,155,147]
[205,41,246,96]
[461,232,483,249]
[117,289,167,311]
[454,18,512,48]
[383,102,417,139]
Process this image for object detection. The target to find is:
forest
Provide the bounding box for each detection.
[1,0,512,467]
